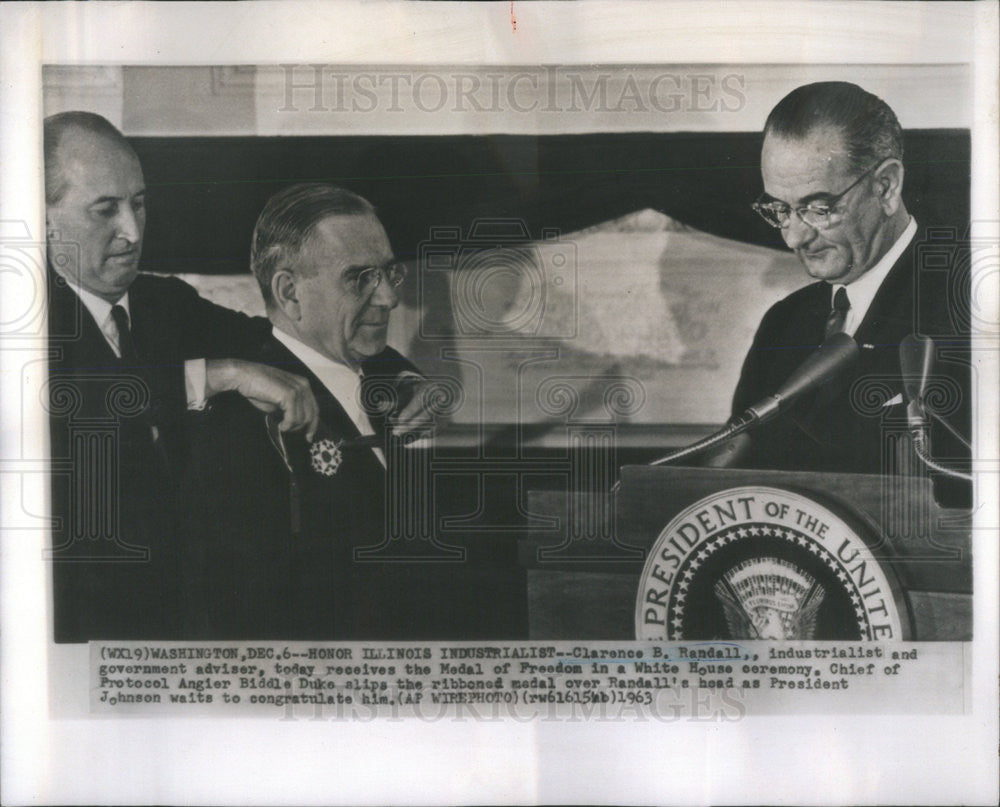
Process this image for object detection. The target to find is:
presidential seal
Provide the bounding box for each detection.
[635,487,907,641]
[309,437,343,477]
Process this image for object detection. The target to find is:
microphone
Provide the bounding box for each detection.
[898,334,972,482]
[648,332,860,467]
[899,334,934,433]
[743,331,860,425]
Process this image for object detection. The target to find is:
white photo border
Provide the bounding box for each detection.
[1,2,997,805]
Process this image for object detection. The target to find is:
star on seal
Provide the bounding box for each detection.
[309,438,343,477]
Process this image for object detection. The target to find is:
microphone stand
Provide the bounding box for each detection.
[649,332,861,468]
[648,410,756,467]
[610,333,860,495]
[909,426,973,482]
[899,334,973,482]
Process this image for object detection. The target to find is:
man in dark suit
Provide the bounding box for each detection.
[179,184,458,639]
[726,82,970,499]
[45,111,320,641]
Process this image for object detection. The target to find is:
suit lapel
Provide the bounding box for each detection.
[47,268,118,366]
[257,336,387,482]
[791,242,917,451]
[802,282,833,347]
[853,237,915,348]
[258,337,363,442]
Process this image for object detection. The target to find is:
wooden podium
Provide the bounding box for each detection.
[520,465,971,640]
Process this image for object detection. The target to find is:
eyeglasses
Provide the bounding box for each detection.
[352,261,407,298]
[752,159,887,230]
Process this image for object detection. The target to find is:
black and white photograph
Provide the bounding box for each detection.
[1,2,997,805]
[39,63,976,645]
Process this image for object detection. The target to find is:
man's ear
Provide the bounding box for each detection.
[874,159,904,216]
[271,269,301,320]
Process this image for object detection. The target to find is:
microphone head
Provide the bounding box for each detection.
[899,334,935,402]
[773,331,860,405]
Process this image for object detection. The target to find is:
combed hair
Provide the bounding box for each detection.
[764,82,903,172]
[250,183,376,307]
[44,111,133,204]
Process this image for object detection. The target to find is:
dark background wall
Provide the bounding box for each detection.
[131,129,970,275]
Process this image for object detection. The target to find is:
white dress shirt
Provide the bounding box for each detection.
[66,281,208,409]
[272,327,386,467]
[832,216,917,337]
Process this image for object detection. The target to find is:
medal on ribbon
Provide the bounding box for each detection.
[309,437,344,477]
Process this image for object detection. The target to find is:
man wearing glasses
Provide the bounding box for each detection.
[179,184,438,638]
[724,82,969,492]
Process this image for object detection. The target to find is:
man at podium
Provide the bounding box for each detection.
[722,82,970,497]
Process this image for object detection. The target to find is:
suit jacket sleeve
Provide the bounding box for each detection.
[133,274,271,362]
[129,274,272,463]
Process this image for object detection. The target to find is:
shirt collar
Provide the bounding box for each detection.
[271,326,367,427]
[272,327,384,462]
[833,216,916,311]
[271,327,360,381]
[63,278,130,329]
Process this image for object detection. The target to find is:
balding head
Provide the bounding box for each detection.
[44,112,146,301]
[44,111,136,205]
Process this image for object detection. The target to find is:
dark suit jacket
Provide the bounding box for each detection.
[48,270,269,641]
[731,229,971,502]
[177,333,466,640]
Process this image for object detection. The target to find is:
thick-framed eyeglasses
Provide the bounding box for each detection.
[352,261,407,298]
[751,158,888,230]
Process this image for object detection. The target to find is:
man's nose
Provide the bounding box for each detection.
[781,211,816,250]
[115,206,143,245]
[370,272,399,308]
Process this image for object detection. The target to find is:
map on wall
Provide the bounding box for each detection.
[180,209,804,427]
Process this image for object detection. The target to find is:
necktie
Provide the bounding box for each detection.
[824,286,851,339]
[356,372,388,468]
[111,304,167,466]
[799,285,851,440]
[110,304,138,364]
